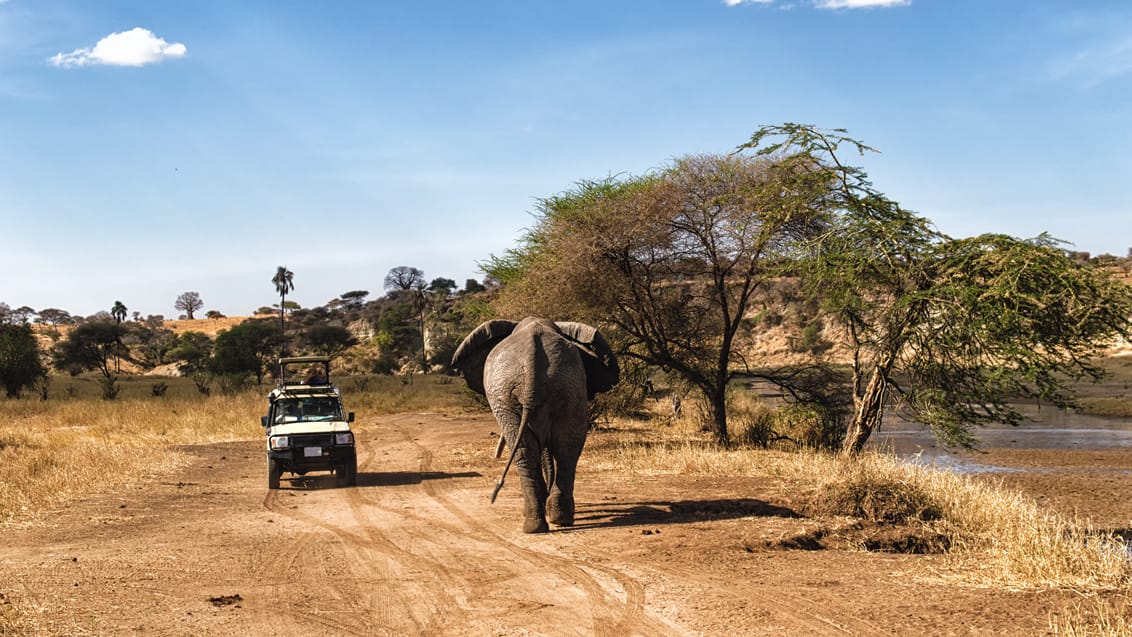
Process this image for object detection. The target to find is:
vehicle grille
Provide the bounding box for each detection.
[290,433,335,447]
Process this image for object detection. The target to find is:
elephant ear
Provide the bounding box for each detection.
[555,322,620,399]
[450,319,518,395]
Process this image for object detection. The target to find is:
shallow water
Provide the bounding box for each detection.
[867,405,1132,473]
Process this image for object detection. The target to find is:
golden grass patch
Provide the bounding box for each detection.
[587,417,1132,594]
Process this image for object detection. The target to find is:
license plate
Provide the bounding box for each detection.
[303,447,322,457]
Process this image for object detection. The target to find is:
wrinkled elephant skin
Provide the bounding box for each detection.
[451,317,619,533]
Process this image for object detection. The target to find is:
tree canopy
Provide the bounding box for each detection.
[486,151,832,444]
[0,323,46,398]
[211,320,279,385]
[174,291,204,320]
[487,123,1132,451]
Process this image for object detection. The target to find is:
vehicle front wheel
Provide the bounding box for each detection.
[336,460,357,488]
[267,458,282,490]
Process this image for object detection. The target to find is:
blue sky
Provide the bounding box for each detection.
[1,0,1130,318]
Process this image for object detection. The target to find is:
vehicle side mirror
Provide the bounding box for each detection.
[261,416,269,428]
[348,412,355,423]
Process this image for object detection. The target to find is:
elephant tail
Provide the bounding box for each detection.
[491,404,531,504]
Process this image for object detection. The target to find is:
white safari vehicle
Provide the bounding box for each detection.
[261,356,357,489]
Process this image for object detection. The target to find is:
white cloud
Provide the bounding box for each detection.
[49,27,186,68]
[723,0,774,6]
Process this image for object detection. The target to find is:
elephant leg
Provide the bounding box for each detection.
[547,439,584,527]
[514,444,549,533]
[496,407,549,533]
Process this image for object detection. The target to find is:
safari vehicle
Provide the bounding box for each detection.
[262,355,357,489]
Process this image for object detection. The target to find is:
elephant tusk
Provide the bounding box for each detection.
[494,433,506,459]
[491,406,529,504]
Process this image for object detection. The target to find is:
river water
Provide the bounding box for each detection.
[867,405,1132,473]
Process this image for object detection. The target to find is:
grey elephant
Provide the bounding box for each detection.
[451,317,620,533]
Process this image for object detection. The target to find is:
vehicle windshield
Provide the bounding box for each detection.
[273,396,344,423]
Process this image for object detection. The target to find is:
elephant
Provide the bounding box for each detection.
[451,317,620,533]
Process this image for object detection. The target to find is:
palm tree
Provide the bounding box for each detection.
[272,266,294,355]
[111,300,127,373]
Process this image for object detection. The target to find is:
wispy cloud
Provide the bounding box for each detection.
[724,0,909,7]
[49,27,186,68]
[1051,34,1132,88]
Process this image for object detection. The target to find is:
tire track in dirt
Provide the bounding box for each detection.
[259,428,474,635]
[379,414,675,637]
[384,414,883,636]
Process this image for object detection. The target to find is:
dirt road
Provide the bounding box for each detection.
[1,413,1104,635]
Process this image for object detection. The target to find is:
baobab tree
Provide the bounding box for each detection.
[174,291,204,319]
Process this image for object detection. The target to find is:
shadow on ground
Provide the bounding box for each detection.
[570,498,801,530]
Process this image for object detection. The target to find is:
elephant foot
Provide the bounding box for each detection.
[547,496,575,527]
[523,517,549,534]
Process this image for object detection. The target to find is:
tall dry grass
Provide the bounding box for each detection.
[0,391,262,525]
[0,374,478,526]
[587,414,1132,595]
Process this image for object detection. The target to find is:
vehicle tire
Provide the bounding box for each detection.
[267,458,282,490]
[336,460,357,488]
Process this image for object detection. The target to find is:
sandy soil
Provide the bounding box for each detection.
[3,412,1130,636]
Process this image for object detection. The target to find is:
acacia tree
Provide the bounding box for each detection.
[174,291,204,319]
[339,290,369,311]
[743,124,1132,454]
[211,320,278,386]
[53,320,124,398]
[272,266,294,354]
[487,152,831,444]
[0,323,46,398]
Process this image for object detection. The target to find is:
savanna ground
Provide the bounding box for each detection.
[1,363,1131,636]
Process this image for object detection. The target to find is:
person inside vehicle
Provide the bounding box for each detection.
[276,400,301,423]
[304,366,327,385]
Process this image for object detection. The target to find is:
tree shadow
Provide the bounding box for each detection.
[566,497,801,531]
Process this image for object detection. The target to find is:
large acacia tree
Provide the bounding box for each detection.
[743,124,1132,454]
[487,151,832,444]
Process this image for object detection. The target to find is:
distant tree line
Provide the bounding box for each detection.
[0,268,495,400]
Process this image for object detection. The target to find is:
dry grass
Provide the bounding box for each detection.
[0,374,478,527]
[0,391,262,525]
[5,372,1131,632]
[1051,596,1132,636]
[587,416,1132,596]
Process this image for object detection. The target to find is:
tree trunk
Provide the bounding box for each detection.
[841,366,887,456]
[708,385,729,447]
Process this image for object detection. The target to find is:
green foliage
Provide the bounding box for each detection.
[485,150,833,444]
[166,331,213,376]
[210,320,278,384]
[0,323,46,398]
[303,324,357,356]
[752,124,1132,452]
[52,321,123,378]
[97,374,120,400]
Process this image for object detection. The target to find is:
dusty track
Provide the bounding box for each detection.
[1,412,1114,635]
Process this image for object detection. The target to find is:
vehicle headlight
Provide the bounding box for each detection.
[269,436,290,450]
[334,432,354,446]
